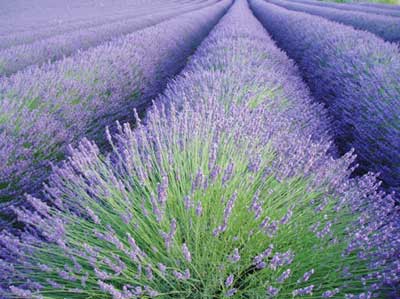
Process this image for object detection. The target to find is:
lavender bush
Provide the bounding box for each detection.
[251,0,400,195]
[0,0,218,76]
[291,0,400,17]
[1,0,398,297]
[0,0,231,206]
[266,0,400,43]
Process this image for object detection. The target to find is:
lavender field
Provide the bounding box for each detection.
[0,0,399,298]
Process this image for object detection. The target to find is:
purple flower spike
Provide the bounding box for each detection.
[228,248,240,263]
[225,288,237,297]
[182,243,192,262]
[225,274,234,287]
[293,285,314,296]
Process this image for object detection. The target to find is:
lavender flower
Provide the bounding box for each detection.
[182,243,192,262]
[9,286,33,298]
[322,288,340,298]
[145,266,153,281]
[184,195,193,211]
[300,269,315,283]
[292,285,314,296]
[213,192,237,237]
[86,207,101,224]
[0,1,398,298]
[225,274,234,287]
[0,1,220,76]
[268,0,400,43]
[277,269,291,283]
[161,218,178,251]
[290,0,400,18]
[173,269,191,280]
[251,0,400,194]
[267,286,280,297]
[195,201,203,216]
[228,248,240,263]
[225,288,237,297]
[0,0,231,218]
[270,251,294,271]
[158,263,167,275]
[0,0,220,48]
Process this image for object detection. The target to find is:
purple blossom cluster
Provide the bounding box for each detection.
[251,0,400,195]
[0,0,398,298]
[0,0,219,76]
[267,0,400,43]
[291,0,400,17]
[0,0,231,212]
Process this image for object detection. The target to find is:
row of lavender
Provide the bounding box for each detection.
[1,0,398,297]
[266,0,400,43]
[0,0,185,49]
[0,1,231,214]
[360,1,400,10]
[251,0,400,195]
[292,0,400,17]
[0,0,181,37]
[0,0,219,76]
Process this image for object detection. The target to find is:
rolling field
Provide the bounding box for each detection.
[0,0,399,298]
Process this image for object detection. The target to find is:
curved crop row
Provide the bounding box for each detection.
[0,0,180,37]
[1,0,398,298]
[0,0,218,76]
[359,2,400,11]
[0,0,231,208]
[0,0,170,49]
[291,0,400,18]
[267,0,400,43]
[0,0,213,51]
[251,0,400,195]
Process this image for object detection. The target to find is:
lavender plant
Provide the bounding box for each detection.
[1,0,398,298]
[291,0,400,17]
[251,0,400,195]
[0,0,231,205]
[0,0,219,76]
[266,0,400,43]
